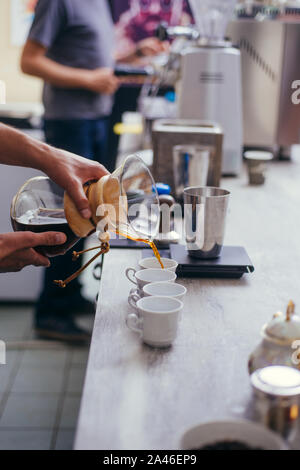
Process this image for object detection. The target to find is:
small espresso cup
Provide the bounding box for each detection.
[126,296,183,347]
[128,281,186,308]
[138,257,178,272]
[244,151,273,185]
[125,267,177,290]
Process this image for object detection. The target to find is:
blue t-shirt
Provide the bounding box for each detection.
[28,0,115,119]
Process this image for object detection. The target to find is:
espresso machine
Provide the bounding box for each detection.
[227,4,300,158]
[154,0,243,175]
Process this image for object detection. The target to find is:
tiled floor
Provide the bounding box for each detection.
[0,237,100,450]
[0,306,92,449]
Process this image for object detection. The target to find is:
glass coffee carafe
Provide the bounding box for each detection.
[11,155,160,258]
[11,177,78,257]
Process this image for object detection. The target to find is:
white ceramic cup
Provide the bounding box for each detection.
[244,151,273,185]
[128,281,186,308]
[125,267,177,290]
[138,257,178,272]
[126,296,183,348]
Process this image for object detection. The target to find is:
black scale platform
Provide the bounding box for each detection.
[109,238,254,278]
[142,244,254,279]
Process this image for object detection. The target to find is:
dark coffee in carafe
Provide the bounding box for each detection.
[11,208,80,257]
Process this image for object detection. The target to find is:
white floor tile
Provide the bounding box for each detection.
[0,429,52,450]
[0,393,59,428]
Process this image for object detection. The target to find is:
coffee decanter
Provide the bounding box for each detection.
[11,154,160,286]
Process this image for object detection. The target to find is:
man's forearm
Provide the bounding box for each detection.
[0,124,53,172]
[0,123,109,220]
[21,53,91,90]
[21,40,118,95]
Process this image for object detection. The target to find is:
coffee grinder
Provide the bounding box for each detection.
[156,0,243,175]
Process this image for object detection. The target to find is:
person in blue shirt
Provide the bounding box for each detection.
[21,0,120,343]
[21,0,167,343]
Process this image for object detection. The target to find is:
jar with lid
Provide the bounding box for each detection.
[248,301,300,374]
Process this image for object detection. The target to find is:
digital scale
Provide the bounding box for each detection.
[109,237,254,279]
[142,244,254,279]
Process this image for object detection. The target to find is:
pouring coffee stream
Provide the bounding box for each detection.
[115,230,164,269]
[10,155,163,286]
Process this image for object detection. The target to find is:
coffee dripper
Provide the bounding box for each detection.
[11,154,160,286]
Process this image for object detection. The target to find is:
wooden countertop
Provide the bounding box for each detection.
[75,157,300,450]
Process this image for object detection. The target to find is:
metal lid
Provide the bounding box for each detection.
[244,151,273,161]
[251,366,300,397]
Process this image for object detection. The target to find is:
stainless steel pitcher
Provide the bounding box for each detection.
[184,186,230,258]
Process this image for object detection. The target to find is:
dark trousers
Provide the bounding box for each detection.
[107,86,141,167]
[36,118,109,319]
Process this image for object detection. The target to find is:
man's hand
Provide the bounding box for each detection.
[0,232,67,273]
[85,68,120,95]
[21,41,120,95]
[41,149,110,219]
[115,37,169,65]
[136,38,169,57]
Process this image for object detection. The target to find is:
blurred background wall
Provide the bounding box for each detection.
[0,0,43,301]
[0,0,41,103]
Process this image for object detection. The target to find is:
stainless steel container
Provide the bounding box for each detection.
[251,366,300,442]
[173,145,210,201]
[183,186,230,259]
[227,19,300,154]
[152,119,223,193]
